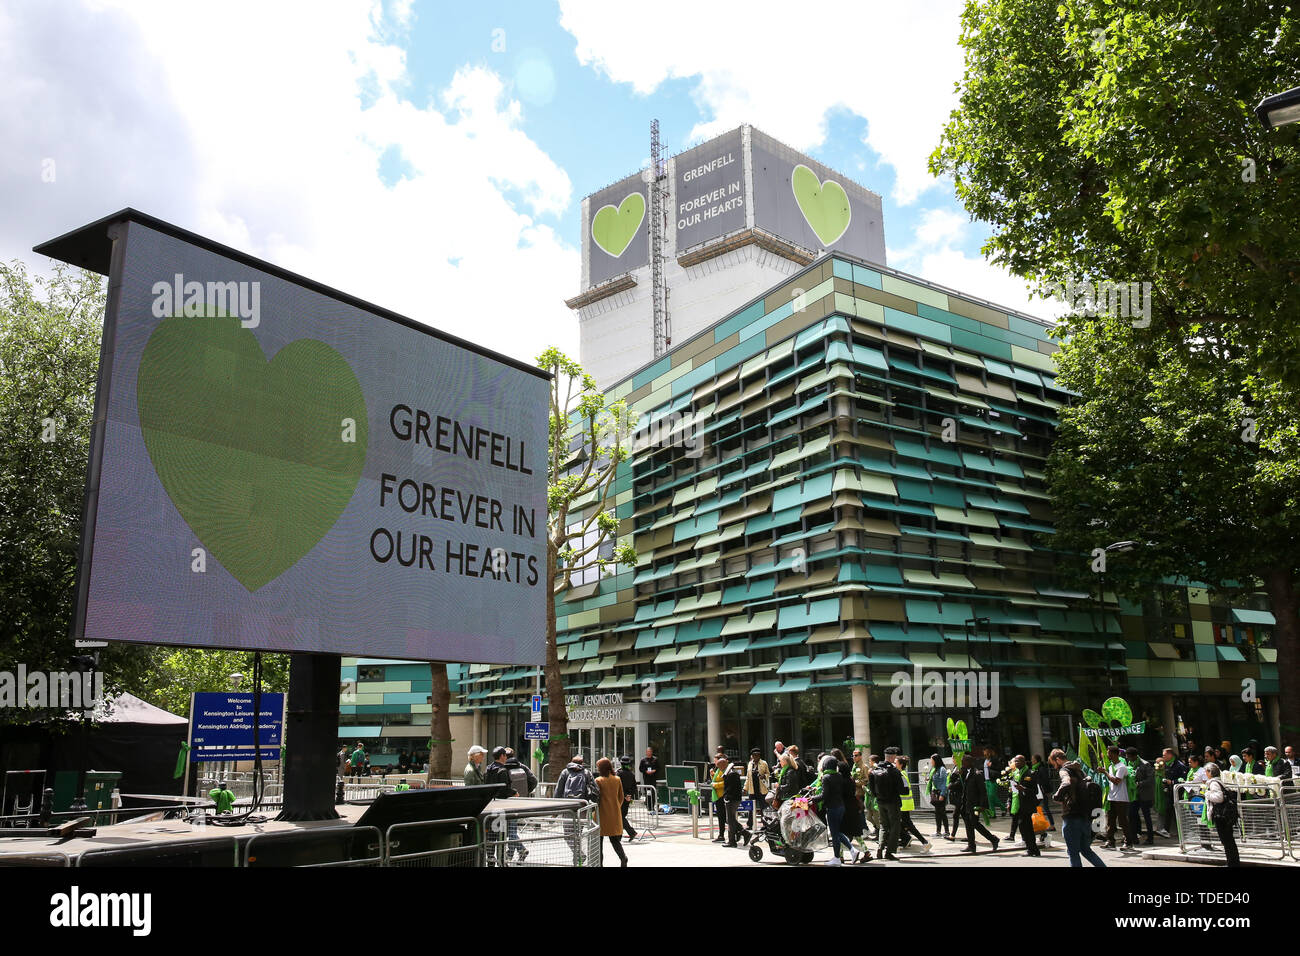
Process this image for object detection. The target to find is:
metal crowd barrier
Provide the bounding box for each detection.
[386,817,483,867]
[482,802,601,867]
[244,826,384,867]
[0,851,71,867]
[78,837,241,867]
[0,800,607,867]
[626,785,659,839]
[1173,779,1294,861]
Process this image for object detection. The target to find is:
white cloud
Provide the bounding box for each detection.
[0,0,580,364]
[889,208,1058,322]
[557,0,966,205]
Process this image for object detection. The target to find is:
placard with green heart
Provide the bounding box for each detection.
[591,191,646,257]
[792,163,852,246]
[137,316,368,592]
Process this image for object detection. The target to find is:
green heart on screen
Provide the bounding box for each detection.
[137,317,368,592]
[792,163,851,246]
[591,192,645,257]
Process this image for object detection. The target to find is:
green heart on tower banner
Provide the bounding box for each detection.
[137,316,368,592]
[591,192,646,257]
[791,163,852,246]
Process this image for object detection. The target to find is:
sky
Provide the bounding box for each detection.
[0,0,1053,367]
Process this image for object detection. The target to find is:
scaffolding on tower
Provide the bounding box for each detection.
[649,119,671,357]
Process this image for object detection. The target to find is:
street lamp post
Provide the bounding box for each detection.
[1256,86,1300,129]
[964,616,992,742]
[1096,541,1137,690]
[68,654,96,814]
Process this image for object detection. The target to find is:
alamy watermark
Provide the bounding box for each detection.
[1043,277,1152,329]
[0,665,104,710]
[601,408,705,460]
[889,665,1000,718]
[152,273,260,328]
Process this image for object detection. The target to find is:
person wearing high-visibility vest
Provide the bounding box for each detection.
[895,755,932,853]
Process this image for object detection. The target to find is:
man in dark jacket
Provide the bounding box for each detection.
[616,756,639,841]
[483,746,537,795]
[1125,747,1156,845]
[716,756,750,847]
[639,747,661,809]
[552,756,595,866]
[868,746,906,860]
[1263,746,1293,786]
[956,753,1000,854]
[1050,748,1105,867]
[483,746,536,862]
[1159,747,1186,837]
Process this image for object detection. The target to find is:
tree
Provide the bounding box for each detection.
[537,348,636,779]
[132,649,290,718]
[427,663,452,780]
[930,0,1300,389]
[931,1,1300,733]
[0,260,154,725]
[1044,319,1300,735]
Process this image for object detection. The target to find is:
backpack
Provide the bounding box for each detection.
[508,765,531,797]
[1074,773,1104,816]
[869,764,900,802]
[561,767,595,801]
[1210,784,1239,826]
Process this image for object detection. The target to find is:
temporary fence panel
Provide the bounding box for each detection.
[243,825,383,867]
[385,818,483,867]
[78,837,240,867]
[0,851,71,867]
[1173,780,1292,861]
[481,803,602,867]
[625,785,659,839]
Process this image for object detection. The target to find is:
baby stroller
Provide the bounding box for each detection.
[747,785,825,864]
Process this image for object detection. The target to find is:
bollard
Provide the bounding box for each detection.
[40,788,54,827]
[335,779,345,805]
[687,784,701,839]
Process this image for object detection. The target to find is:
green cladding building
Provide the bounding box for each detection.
[452,251,1282,768]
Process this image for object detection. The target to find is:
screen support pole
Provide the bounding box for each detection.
[277,653,341,821]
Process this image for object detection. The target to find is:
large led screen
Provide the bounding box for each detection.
[72,218,548,664]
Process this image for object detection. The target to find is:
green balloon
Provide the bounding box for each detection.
[946,718,956,738]
[1082,709,1103,728]
[955,720,968,739]
[1101,697,1132,726]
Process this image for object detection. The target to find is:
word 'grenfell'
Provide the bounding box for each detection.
[389,405,532,474]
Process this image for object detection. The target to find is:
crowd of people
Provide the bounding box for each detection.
[344,734,1295,867]
[698,736,1297,867]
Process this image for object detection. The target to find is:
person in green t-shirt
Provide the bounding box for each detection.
[210,781,236,814]
[350,743,367,777]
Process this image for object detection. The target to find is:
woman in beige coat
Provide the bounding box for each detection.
[596,757,628,866]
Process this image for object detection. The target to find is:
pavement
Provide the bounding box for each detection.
[611,812,1285,868]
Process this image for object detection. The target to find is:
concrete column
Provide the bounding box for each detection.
[1023,687,1044,759]
[848,637,872,750]
[706,695,722,755]
[851,684,872,752]
[1266,696,1282,748]
[1161,694,1178,749]
[1018,642,1044,758]
[472,708,485,748]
